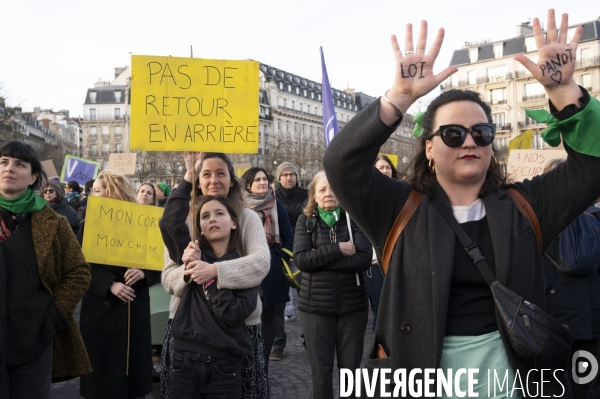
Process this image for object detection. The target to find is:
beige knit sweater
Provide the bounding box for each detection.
[162,208,270,326]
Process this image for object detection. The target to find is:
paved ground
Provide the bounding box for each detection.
[50,290,375,398]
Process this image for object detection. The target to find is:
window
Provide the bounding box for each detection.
[489,88,505,104]
[286,121,290,132]
[291,100,295,110]
[317,94,321,101]
[286,84,291,92]
[279,82,284,90]
[90,144,97,154]
[114,108,121,119]
[492,113,505,127]
[493,43,503,59]
[468,71,476,85]
[303,89,307,96]
[307,105,311,114]
[310,92,315,99]
[89,126,97,138]
[469,48,478,63]
[89,92,97,103]
[524,83,545,101]
[487,66,506,82]
[451,73,459,88]
[567,28,577,45]
[115,143,122,153]
[89,108,97,120]
[115,126,122,138]
[295,87,300,95]
[525,36,536,52]
[581,48,592,66]
[102,126,109,137]
[582,74,592,90]
[102,143,110,153]
[283,98,287,108]
[114,91,122,102]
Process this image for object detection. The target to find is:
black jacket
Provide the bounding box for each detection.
[323,93,600,397]
[276,185,308,231]
[294,211,371,315]
[543,206,600,340]
[49,199,82,237]
[172,249,258,360]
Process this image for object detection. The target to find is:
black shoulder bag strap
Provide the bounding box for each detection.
[430,196,496,285]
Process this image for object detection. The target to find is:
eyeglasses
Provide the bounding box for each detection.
[433,123,496,148]
[43,189,55,194]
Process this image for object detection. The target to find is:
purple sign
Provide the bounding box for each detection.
[60,155,100,186]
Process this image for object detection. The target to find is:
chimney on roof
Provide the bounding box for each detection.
[517,18,533,36]
[344,88,356,101]
[41,119,50,129]
[115,67,126,79]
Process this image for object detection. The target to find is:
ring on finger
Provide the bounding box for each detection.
[405,51,414,55]
[416,50,425,53]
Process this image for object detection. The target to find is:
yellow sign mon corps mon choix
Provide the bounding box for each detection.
[130,55,260,153]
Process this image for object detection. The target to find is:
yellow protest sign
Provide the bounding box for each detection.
[234,162,251,178]
[508,129,533,155]
[130,55,260,153]
[82,196,165,271]
[378,153,398,168]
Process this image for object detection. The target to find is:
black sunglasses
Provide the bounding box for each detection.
[432,123,496,148]
[43,189,56,194]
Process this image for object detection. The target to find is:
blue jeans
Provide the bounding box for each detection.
[171,350,242,399]
[0,343,53,399]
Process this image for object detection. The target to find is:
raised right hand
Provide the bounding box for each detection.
[182,152,204,183]
[381,21,457,125]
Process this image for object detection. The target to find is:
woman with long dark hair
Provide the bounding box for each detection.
[159,153,270,399]
[240,167,293,366]
[324,10,600,397]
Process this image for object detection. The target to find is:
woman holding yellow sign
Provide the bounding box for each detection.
[79,170,153,399]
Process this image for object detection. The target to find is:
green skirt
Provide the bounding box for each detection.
[440,330,521,399]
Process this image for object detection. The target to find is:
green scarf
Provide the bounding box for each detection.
[318,205,341,228]
[525,96,600,157]
[0,188,47,214]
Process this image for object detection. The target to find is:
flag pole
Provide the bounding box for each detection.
[126,301,130,375]
[321,46,359,286]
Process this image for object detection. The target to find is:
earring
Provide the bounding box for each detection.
[489,156,497,170]
[428,159,435,174]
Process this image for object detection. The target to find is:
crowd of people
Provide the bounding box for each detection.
[2,8,600,399]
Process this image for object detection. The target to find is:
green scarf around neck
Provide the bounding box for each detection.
[0,188,47,214]
[318,205,341,228]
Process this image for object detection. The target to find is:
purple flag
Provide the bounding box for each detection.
[321,47,339,148]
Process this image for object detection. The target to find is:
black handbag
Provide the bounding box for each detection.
[432,196,573,370]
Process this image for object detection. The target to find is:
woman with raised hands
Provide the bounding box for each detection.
[324,9,600,398]
[158,152,270,399]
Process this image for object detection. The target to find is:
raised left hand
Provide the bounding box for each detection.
[124,268,145,286]
[514,9,583,109]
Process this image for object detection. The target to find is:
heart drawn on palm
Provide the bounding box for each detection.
[550,70,562,84]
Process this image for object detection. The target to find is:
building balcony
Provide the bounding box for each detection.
[82,115,127,121]
[522,94,546,102]
[102,134,110,141]
[89,151,98,157]
[515,70,533,79]
[101,151,110,156]
[114,134,122,141]
[498,123,512,131]
[576,56,600,69]
[88,135,97,141]
[490,99,507,105]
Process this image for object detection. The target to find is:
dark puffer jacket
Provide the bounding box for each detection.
[276,185,308,231]
[543,206,600,340]
[294,211,371,315]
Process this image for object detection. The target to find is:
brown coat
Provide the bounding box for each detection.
[31,205,92,382]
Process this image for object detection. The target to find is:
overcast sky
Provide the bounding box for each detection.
[0,0,595,117]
